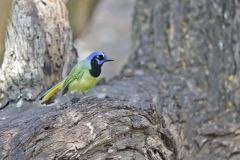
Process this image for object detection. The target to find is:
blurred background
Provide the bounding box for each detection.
[0,0,12,64]
[0,0,134,79]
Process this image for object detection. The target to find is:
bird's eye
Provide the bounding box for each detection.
[98,55,104,60]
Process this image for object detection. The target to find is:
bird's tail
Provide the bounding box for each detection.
[40,81,64,103]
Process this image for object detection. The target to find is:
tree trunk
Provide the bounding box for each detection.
[0,0,77,105]
[125,0,240,159]
[1,0,240,160]
[127,0,240,108]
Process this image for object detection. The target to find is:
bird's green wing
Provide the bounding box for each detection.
[61,63,88,95]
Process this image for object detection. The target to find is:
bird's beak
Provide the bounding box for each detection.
[105,56,114,62]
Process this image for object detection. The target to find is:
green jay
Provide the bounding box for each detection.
[40,51,113,103]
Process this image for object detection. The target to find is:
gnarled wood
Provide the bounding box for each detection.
[0,91,177,160]
[0,0,76,104]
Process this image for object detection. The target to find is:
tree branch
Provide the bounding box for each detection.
[0,81,177,159]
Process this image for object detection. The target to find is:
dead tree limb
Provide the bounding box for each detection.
[0,97,177,160]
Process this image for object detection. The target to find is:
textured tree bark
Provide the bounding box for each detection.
[127,0,240,108]
[0,0,76,105]
[124,0,240,159]
[0,0,179,160]
[0,0,239,160]
[0,83,177,160]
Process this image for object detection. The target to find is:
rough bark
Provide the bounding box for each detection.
[126,0,240,107]
[0,0,76,105]
[123,0,240,159]
[0,78,177,160]
[0,0,239,160]
[0,0,179,159]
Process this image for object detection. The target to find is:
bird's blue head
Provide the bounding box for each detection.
[86,51,113,66]
[85,51,113,77]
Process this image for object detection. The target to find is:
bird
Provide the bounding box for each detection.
[40,51,113,103]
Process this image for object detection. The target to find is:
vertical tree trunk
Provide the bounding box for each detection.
[0,1,178,160]
[124,0,240,159]
[127,0,240,107]
[0,0,76,104]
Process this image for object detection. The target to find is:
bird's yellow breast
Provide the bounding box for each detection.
[68,71,98,93]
